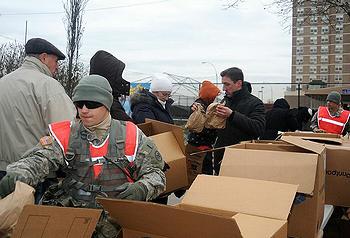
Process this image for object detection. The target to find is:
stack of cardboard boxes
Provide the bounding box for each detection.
[10,121,350,238]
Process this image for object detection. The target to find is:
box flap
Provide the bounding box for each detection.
[151,132,184,162]
[220,148,318,194]
[283,132,342,145]
[138,119,185,154]
[233,213,287,238]
[12,205,101,238]
[97,198,242,238]
[281,136,325,155]
[181,175,297,220]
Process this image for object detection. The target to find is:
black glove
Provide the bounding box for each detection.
[115,182,147,201]
[0,173,17,198]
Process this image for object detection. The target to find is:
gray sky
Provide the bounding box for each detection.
[0,0,292,102]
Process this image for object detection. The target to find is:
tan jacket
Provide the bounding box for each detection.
[0,56,76,170]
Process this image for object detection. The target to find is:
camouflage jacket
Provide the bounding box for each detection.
[7,119,166,201]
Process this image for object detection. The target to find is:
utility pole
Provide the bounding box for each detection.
[201,61,218,85]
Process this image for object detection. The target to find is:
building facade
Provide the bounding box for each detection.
[286,1,350,108]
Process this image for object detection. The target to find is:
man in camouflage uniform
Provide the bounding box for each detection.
[0,75,166,237]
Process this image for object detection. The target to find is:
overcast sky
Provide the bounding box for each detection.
[0,0,292,101]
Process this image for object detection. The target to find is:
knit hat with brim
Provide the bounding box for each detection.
[326,91,341,105]
[72,75,113,109]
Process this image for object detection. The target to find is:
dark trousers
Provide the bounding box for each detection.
[213,149,225,175]
[202,152,213,175]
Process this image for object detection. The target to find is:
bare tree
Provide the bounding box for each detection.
[0,42,25,78]
[57,0,88,97]
[268,0,350,30]
[223,0,244,9]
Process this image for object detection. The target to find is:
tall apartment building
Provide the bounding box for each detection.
[287,1,350,107]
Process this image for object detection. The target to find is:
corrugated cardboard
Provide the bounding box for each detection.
[98,175,297,238]
[97,198,243,238]
[281,132,350,207]
[220,137,326,238]
[137,119,188,193]
[12,205,101,238]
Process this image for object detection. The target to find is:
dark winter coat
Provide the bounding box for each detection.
[187,98,217,147]
[261,98,298,140]
[215,87,266,148]
[89,50,133,122]
[130,90,174,124]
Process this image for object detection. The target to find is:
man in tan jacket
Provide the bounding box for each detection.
[0,38,75,181]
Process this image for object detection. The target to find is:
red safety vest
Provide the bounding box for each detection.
[48,120,139,181]
[318,106,350,135]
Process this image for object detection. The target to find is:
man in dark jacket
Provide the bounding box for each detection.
[214,67,265,174]
[130,74,174,124]
[89,50,133,121]
[261,98,298,140]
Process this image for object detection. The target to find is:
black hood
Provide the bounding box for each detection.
[89,50,130,96]
[273,98,290,109]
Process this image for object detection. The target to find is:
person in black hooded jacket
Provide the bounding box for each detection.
[130,74,174,124]
[89,50,133,121]
[261,98,298,140]
[213,67,265,175]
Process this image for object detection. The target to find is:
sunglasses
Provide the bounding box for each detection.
[75,101,104,109]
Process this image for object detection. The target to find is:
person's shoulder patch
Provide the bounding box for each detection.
[40,136,53,147]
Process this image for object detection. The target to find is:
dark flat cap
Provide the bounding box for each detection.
[25,38,66,60]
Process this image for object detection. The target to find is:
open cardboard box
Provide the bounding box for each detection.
[282,131,350,207]
[137,119,188,194]
[219,137,326,238]
[12,205,101,238]
[98,175,297,238]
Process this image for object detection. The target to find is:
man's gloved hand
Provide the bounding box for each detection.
[115,182,148,201]
[0,173,17,199]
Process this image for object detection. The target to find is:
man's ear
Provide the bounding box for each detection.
[237,80,243,88]
[38,53,48,63]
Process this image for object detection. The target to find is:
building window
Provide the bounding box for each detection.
[296,56,304,65]
[310,26,318,35]
[310,66,317,74]
[297,8,304,16]
[297,27,304,35]
[310,56,317,64]
[310,16,318,24]
[321,26,329,34]
[335,34,343,43]
[335,65,343,73]
[335,54,343,63]
[335,45,343,53]
[321,55,328,63]
[310,7,317,14]
[320,66,328,73]
[335,75,342,81]
[296,66,303,74]
[310,36,317,45]
[321,15,330,24]
[320,75,328,82]
[336,14,344,23]
[296,37,304,45]
[310,46,317,54]
[336,24,343,33]
[321,36,328,44]
[309,75,317,81]
[297,17,304,26]
[296,75,303,82]
[321,45,328,54]
[297,46,304,55]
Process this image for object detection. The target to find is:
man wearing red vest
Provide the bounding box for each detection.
[311,91,350,135]
[0,75,165,207]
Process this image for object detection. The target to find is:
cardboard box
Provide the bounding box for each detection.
[99,175,297,238]
[12,205,101,238]
[282,132,350,207]
[220,137,326,238]
[137,119,188,194]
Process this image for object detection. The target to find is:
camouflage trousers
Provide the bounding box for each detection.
[41,182,121,238]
